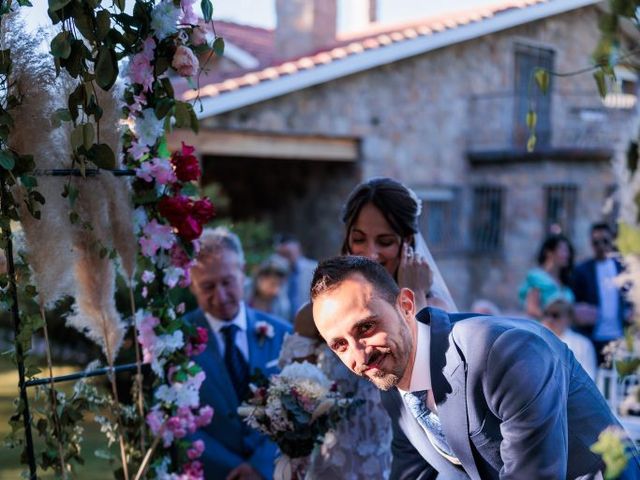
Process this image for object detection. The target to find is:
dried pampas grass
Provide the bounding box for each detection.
[5,14,136,361]
[4,14,75,307]
[67,176,126,363]
[96,85,137,281]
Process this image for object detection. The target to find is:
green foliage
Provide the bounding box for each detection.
[533,68,549,94]
[616,222,640,255]
[594,69,608,98]
[591,427,630,480]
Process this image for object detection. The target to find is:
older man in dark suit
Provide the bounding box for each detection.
[311,256,640,480]
[185,227,292,480]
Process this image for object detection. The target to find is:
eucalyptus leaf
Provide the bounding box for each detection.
[95,46,118,90]
[82,123,95,150]
[71,2,96,41]
[19,176,37,189]
[62,40,86,78]
[213,37,225,57]
[96,10,111,41]
[154,98,175,119]
[527,134,536,153]
[70,125,84,149]
[0,109,13,128]
[0,151,15,170]
[88,143,116,169]
[534,68,549,94]
[114,0,125,11]
[50,31,72,59]
[201,0,212,22]
[0,49,11,75]
[594,69,608,98]
[526,110,537,129]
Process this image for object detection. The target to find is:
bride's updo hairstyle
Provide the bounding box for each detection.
[340,177,421,255]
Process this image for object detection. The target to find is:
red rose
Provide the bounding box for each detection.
[196,326,208,345]
[192,198,215,224]
[171,142,201,182]
[176,215,202,241]
[158,195,191,225]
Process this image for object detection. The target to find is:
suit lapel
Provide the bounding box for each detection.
[426,308,482,480]
[192,310,239,406]
[245,308,268,374]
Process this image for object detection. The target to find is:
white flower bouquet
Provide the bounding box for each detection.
[238,362,361,477]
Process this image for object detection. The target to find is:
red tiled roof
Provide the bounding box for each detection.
[181,0,573,102]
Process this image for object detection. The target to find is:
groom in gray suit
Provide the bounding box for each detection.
[311,256,640,480]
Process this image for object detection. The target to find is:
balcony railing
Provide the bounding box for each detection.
[466,92,637,161]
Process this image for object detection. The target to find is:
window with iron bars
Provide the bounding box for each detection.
[471,186,504,253]
[418,187,462,254]
[545,184,578,237]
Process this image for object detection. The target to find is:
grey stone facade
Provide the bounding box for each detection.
[199,6,638,311]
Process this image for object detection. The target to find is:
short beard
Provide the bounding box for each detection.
[368,370,400,391]
[360,314,413,391]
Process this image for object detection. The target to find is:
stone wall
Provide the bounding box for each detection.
[200,6,637,310]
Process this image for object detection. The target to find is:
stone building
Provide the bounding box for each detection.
[172,0,640,311]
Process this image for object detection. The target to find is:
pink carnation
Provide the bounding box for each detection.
[187,440,205,460]
[196,405,213,427]
[172,45,199,77]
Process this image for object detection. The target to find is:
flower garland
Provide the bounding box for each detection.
[120,0,218,477]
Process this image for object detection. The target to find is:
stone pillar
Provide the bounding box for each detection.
[275,0,337,60]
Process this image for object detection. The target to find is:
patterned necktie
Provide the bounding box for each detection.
[221,324,250,400]
[403,390,458,461]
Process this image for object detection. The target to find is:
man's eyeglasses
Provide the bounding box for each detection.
[591,238,611,247]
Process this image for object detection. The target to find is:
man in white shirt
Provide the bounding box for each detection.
[542,297,597,380]
[572,223,630,362]
[184,227,292,480]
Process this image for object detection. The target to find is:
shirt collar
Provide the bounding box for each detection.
[398,320,432,393]
[205,302,247,334]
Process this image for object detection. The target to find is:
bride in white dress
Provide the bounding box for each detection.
[279,177,456,479]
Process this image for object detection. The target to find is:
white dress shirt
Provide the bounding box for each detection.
[398,321,437,412]
[560,329,598,381]
[593,258,622,341]
[205,302,249,361]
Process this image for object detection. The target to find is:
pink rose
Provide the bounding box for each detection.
[172,45,199,77]
[190,27,208,46]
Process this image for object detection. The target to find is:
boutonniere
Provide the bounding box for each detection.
[255,321,275,346]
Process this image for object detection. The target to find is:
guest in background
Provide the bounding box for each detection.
[470,299,501,316]
[541,296,597,380]
[519,233,575,320]
[247,254,290,321]
[275,234,317,321]
[572,222,630,362]
[185,227,292,480]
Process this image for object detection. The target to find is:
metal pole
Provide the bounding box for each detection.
[24,362,148,388]
[0,176,37,479]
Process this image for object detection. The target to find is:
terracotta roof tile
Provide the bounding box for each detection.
[181,0,554,102]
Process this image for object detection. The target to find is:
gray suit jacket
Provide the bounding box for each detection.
[382,308,640,480]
